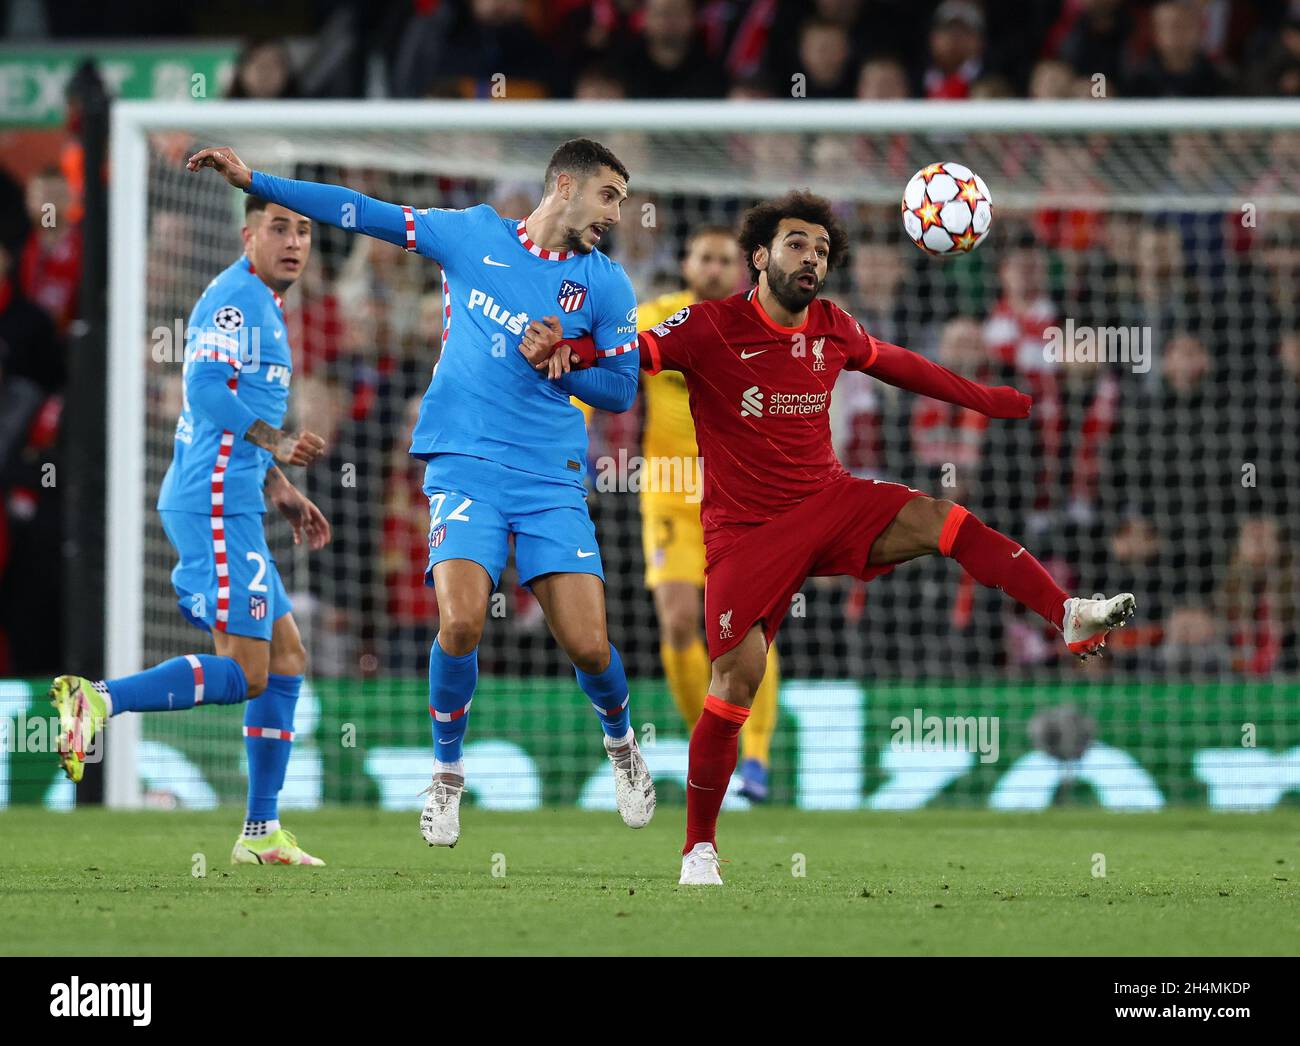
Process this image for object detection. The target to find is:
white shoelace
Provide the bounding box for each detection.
[419,776,463,812]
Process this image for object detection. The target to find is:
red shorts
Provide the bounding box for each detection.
[702,476,925,660]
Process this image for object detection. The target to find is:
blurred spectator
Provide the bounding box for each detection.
[227,37,301,99]
[911,316,993,502]
[1034,140,1107,253]
[922,0,986,98]
[1251,331,1300,525]
[1124,0,1229,98]
[422,0,557,100]
[296,368,370,676]
[832,239,914,483]
[793,18,856,98]
[727,75,775,101]
[1094,514,1169,669]
[291,254,344,376]
[573,60,627,100]
[1029,58,1078,99]
[1036,353,1121,521]
[983,236,1057,376]
[846,235,912,345]
[968,74,1015,98]
[1217,515,1298,674]
[1160,604,1232,674]
[1051,0,1132,92]
[19,167,82,334]
[856,54,909,99]
[0,242,63,674]
[1104,331,1231,600]
[618,0,727,98]
[1244,8,1300,96]
[381,395,437,672]
[1103,217,1197,368]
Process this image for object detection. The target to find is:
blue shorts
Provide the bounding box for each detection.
[160,510,291,641]
[421,453,604,589]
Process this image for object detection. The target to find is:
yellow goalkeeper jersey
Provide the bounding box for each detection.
[638,289,698,461]
[572,289,698,459]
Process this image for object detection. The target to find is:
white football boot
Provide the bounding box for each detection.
[604,729,656,829]
[1062,593,1136,660]
[679,842,724,885]
[419,766,465,847]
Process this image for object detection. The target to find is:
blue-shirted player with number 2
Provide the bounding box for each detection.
[50,194,333,866]
[186,137,656,848]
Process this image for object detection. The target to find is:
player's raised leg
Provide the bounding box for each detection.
[231,612,323,866]
[532,571,655,828]
[680,624,769,885]
[868,497,1135,659]
[50,630,255,785]
[419,557,492,847]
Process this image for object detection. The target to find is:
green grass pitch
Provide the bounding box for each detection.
[1,807,1295,956]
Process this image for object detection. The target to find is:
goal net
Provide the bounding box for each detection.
[105,100,1300,814]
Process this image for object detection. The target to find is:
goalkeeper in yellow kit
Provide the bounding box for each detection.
[637,226,781,801]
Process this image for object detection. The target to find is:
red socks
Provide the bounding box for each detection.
[683,694,750,854]
[942,506,1067,631]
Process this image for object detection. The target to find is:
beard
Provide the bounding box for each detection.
[562,224,595,254]
[765,262,823,313]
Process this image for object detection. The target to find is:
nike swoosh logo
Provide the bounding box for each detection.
[577,549,597,558]
[437,738,456,744]
[483,255,510,267]
[739,349,767,359]
[688,779,716,791]
[1012,547,1026,558]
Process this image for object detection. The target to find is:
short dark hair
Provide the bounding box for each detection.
[737,190,850,283]
[543,138,629,194]
[244,194,270,218]
[684,224,738,254]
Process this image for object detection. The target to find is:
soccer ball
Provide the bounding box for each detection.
[900,162,993,256]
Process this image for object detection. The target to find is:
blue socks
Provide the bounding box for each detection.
[428,637,478,763]
[243,673,301,822]
[576,642,631,740]
[104,654,247,713]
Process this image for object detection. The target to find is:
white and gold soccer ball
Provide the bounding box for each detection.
[900,162,993,256]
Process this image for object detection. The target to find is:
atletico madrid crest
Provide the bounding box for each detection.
[430,522,447,549]
[249,595,268,621]
[557,279,587,313]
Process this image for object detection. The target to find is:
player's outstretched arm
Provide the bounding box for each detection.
[266,466,332,550]
[862,338,1032,419]
[187,146,410,249]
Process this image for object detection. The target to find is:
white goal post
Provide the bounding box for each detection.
[106,98,1300,809]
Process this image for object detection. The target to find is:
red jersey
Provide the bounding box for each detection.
[639,289,875,555]
[634,287,1031,561]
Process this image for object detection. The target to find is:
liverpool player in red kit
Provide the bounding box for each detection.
[521,192,1135,885]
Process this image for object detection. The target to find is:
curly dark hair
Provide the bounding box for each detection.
[737,190,850,283]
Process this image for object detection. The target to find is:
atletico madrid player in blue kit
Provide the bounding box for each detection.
[183,138,657,848]
[51,194,333,866]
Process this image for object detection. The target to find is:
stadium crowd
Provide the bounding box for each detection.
[1,0,1298,682]
[22,0,1300,102]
